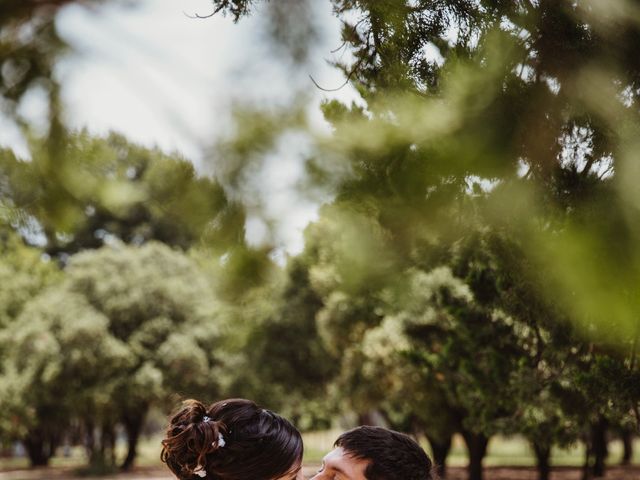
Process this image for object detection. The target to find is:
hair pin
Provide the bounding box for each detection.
[193,465,207,478]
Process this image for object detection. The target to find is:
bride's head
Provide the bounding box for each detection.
[161,398,303,480]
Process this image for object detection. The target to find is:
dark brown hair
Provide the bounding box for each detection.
[161,398,303,480]
[335,426,436,480]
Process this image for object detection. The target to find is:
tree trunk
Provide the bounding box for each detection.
[23,430,50,467]
[461,431,489,480]
[533,442,551,480]
[582,445,591,480]
[100,424,116,467]
[426,433,452,478]
[0,444,12,458]
[357,411,377,426]
[99,428,106,459]
[120,411,146,471]
[47,434,58,460]
[84,419,98,465]
[621,429,633,466]
[591,418,608,478]
[108,426,116,467]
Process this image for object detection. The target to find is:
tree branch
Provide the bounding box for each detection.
[310,37,372,92]
[183,2,226,20]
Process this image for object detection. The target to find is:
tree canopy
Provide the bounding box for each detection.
[0,242,224,469]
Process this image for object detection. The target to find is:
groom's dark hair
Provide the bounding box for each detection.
[335,426,436,480]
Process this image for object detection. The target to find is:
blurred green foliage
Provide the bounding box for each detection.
[0,131,244,257]
[0,233,59,329]
[208,2,640,479]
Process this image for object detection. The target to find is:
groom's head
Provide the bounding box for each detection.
[311,426,435,480]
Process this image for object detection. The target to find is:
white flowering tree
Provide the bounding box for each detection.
[0,242,223,470]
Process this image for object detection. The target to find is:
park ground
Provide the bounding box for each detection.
[0,465,639,480]
[1,432,638,479]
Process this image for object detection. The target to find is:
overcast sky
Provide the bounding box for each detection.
[1,0,361,256]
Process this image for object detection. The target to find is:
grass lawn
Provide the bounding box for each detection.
[301,430,640,467]
[1,431,638,477]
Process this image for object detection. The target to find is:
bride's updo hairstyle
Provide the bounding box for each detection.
[161,398,303,480]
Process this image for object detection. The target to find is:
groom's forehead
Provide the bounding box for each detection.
[323,447,369,476]
[324,447,347,464]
